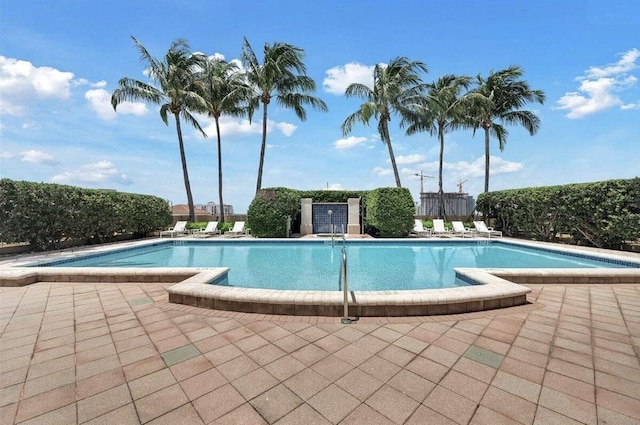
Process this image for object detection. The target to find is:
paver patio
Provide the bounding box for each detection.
[1,280,639,424]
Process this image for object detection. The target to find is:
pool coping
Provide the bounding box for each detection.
[1,237,639,317]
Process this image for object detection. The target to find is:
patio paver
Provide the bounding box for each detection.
[0,277,639,424]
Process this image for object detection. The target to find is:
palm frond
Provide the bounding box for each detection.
[341,110,365,136]
[182,110,207,137]
[159,104,171,125]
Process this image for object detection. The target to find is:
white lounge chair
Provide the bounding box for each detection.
[432,219,451,237]
[452,221,474,238]
[412,219,431,237]
[193,221,220,237]
[226,221,248,237]
[473,221,502,238]
[160,220,188,238]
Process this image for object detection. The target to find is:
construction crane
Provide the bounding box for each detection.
[457,179,468,193]
[414,171,434,194]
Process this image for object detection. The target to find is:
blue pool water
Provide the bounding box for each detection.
[37,241,637,291]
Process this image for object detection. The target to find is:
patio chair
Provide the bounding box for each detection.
[226,221,248,237]
[473,221,502,238]
[160,220,188,238]
[193,221,220,237]
[452,221,475,238]
[432,219,451,237]
[412,219,431,237]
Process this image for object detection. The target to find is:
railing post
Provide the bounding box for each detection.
[341,247,351,324]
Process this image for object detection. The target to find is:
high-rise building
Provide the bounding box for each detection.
[195,201,234,215]
[417,192,475,217]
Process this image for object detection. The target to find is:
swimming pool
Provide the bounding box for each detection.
[3,238,639,317]
[35,240,636,291]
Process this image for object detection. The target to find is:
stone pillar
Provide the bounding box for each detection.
[347,198,361,235]
[300,198,313,236]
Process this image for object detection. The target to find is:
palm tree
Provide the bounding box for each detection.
[197,57,251,223]
[111,36,207,222]
[403,74,472,218]
[241,37,328,194]
[466,65,545,193]
[341,57,428,187]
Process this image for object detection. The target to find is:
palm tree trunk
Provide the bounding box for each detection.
[438,126,445,219]
[255,103,269,194]
[388,141,402,188]
[382,122,402,187]
[174,113,195,222]
[215,117,224,223]
[484,126,491,193]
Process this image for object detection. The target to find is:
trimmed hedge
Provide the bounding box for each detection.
[246,187,414,238]
[365,188,415,237]
[246,188,301,238]
[476,178,640,249]
[0,179,172,250]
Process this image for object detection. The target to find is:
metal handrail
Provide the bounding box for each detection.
[340,246,351,324]
[331,224,334,248]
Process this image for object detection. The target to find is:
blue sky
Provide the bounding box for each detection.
[1,1,639,213]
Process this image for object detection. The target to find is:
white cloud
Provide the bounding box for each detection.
[334,136,369,150]
[20,149,58,165]
[201,116,296,138]
[85,89,117,120]
[51,160,132,185]
[116,101,148,116]
[86,88,147,121]
[92,80,107,88]
[0,56,76,115]
[275,122,297,137]
[556,48,640,118]
[323,62,374,95]
[621,101,640,110]
[447,156,523,178]
[395,154,426,165]
[0,149,58,165]
[371,167,392,176]
[586,48,639,78]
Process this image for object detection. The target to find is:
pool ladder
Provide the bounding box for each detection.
[331,224,346,248]
[339,246,351,324]
[331,225,350,323]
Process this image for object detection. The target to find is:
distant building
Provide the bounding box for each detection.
[170,204,209,216]
[194,201,234,216]
[417,192,475,217]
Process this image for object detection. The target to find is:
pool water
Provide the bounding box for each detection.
[39,241,635,291]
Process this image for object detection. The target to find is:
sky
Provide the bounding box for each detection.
[1,1,639,214]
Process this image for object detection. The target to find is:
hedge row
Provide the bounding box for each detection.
[247,187,414,238]
[0,179,172,250]
[476,178,640,249]
[365,188,416,237]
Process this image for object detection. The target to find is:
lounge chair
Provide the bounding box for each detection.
[432,219,451,237]
[412,219,431,237]
[452,221,475,238]
[193,221,220,237]
[160,220,188,238]
[473,221,502,238]
[226,221,249,237]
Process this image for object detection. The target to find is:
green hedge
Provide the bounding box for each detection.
[246,187,414,238]
[365,188,415,237]
[246,188,301,238]
[476,178,640,249]
[0,179,172,250]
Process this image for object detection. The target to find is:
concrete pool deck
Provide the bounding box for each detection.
[1,279,640,423]
[1,237,639,318]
